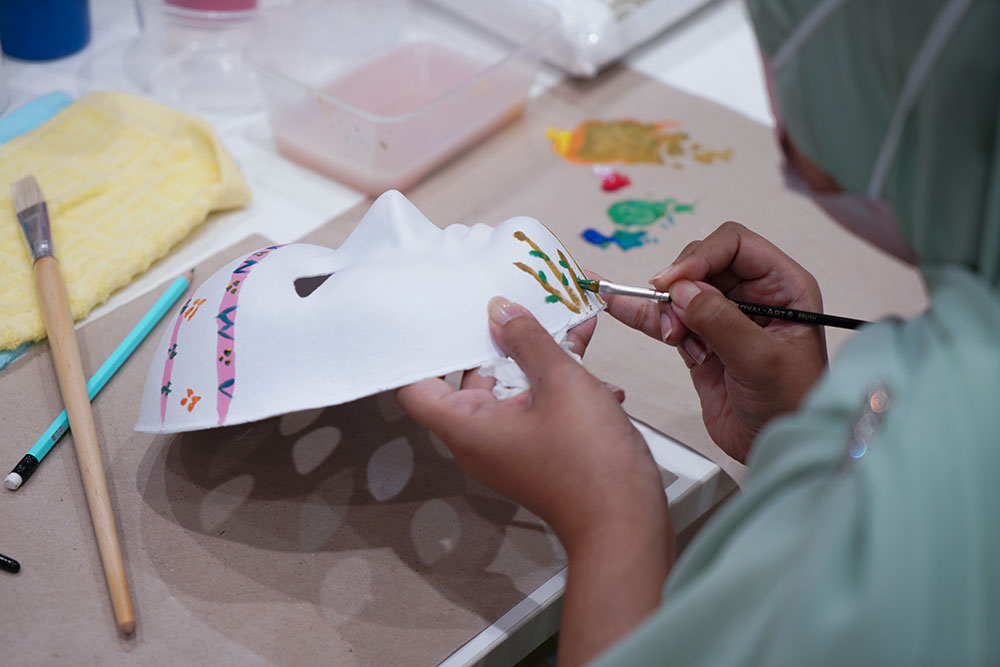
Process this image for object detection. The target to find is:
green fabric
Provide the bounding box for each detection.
[746,0,1000,285]
[591,3,1000,663]
[594,266,1000,665]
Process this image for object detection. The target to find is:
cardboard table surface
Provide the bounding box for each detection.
[0,68,925,665]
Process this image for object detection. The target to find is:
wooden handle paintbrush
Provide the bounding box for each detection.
[12,176,136,635]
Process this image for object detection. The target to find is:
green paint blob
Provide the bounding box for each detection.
[529,250,549,260]
[561,274,569,286]
[545,295,561,304]
[559,259,570,269]
[607,200,667,226]
[538,270,547,283]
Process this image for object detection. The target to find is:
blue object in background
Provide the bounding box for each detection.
[0,90,73,142]
[0,0,90,61]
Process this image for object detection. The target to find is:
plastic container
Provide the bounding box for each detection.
[249,0,557,195]
[0,0,90,61]
[126,0,263,113]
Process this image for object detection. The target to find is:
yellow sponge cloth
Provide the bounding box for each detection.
[1,91,251,350]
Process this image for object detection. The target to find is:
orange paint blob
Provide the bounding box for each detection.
[546,119,732,168]
[547,120,681,164]
[180,388,201,412]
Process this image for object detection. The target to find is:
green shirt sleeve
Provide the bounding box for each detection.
[593,266,1000,666]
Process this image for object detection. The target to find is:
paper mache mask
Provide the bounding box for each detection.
[135,191,604,433]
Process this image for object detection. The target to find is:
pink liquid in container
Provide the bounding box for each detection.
[251,0,555,195]
[270,42,527,194]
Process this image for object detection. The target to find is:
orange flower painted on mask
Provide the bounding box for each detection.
[184,298,207,321]
[180,388,201,412]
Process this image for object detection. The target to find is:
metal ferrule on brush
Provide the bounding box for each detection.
[586,279,671,302]
[16,201,54,262]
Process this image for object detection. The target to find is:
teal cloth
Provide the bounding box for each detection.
[747,0,1000,285]
[0,342,31,371]
[0,91,73,144]
[595,266,1000,664]
[0,91,73,372]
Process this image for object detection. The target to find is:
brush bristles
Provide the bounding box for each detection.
[577,279,599,293]
[11,175,45,215]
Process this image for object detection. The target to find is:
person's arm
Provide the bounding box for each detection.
[559,496,675,666]
[398,299,674,666]
[398,223,826,662]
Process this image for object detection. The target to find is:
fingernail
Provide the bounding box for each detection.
[660,313,672,343]
[488,296,528,326]
[649,264,674,286]
[603,382,626,402]
[670,280,702,310]
[682,336,707,365]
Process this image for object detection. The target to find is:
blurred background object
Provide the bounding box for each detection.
[249,0,557,194]
[166,0,257,8]
[0,43,9,113]
[440,0,716,78]
[126,0,262,113]
[0,0,91,61]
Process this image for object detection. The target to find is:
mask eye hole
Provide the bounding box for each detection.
[294,274,333,297]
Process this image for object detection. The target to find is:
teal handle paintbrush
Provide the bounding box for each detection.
[5,272,191,491]
[577,279,869,330]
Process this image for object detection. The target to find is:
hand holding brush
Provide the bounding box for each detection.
[594,222,834,462]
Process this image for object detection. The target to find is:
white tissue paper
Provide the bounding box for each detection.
[135,190,603,433]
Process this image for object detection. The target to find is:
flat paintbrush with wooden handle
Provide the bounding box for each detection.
[12,175,136,635]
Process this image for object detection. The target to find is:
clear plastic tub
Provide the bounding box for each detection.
[249,0,557,195]
[127,0,263,113]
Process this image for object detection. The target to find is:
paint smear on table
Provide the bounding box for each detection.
[546,119,732,167]
[591,164,632,191]
[581,228,650,250]
[608,198,695,226]
[582,198,696,251]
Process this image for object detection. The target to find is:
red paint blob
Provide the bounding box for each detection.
[600,172,631,191]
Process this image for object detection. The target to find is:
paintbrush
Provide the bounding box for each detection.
[578,278,869,330]
[12,176,136,635]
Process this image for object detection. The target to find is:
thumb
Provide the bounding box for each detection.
[669,280,775,374]
[488,297,578,393]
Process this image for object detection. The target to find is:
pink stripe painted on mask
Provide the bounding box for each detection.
[215,245,282,425]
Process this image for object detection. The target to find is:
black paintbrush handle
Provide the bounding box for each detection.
[733,301,869,330]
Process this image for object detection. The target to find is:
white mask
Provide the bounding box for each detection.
[136,191,603,433]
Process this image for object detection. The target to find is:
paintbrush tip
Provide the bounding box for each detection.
[11,175,45,215]
[577,278,599,293]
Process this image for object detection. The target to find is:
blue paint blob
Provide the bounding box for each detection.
[581,228,647,251]
[582,228,612,248]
